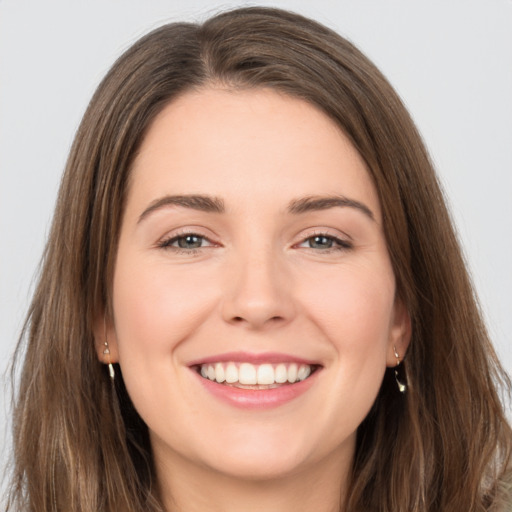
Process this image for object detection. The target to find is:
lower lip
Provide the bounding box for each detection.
[193,370,319,410]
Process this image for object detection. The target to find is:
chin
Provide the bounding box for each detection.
[203,451,308,482]
[189,427,326,481]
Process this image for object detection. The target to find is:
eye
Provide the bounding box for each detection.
[174,234,207,249]
[298,233,352,251]
[158,233,214,251]
[307,235,335,249]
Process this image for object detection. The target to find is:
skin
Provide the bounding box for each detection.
[96,87,410,512]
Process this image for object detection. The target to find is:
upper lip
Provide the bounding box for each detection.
[187,351,322,367]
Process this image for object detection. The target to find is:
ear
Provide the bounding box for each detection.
[92,313,119,364]
[386,296,411,367]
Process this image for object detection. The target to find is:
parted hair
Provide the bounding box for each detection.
[7,6,511,511]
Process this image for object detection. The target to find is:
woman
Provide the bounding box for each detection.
[7,6,511,511]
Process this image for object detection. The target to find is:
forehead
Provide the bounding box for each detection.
[128,87,381,220]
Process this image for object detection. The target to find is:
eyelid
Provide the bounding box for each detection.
[293,229,353,250]
[155,227,220,250]
[154,227,352,252]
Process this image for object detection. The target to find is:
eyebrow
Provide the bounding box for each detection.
[137,193,375,223]
[138,194,225,223]
[287,195,375,221]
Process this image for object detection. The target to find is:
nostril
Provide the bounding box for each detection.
[232,315,283,324]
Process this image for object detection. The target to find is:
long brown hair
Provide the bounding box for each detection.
[7,7,511,511]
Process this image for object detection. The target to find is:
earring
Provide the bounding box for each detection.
[103,339,115,380]
[393,346,406,393]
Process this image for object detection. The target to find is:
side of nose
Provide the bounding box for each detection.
[221,248,296,330]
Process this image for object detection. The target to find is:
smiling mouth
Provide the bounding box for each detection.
[195,362,319,389]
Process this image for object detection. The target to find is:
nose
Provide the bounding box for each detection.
[221,248,295,330]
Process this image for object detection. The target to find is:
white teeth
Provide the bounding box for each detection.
[239,363,257,385]
[257,364,275,385]
[225,363,238,383]
[199,361,314,386]
[275,364,288,383]
[287,363,298,383]
[215,362,225,383]
[297,364,311,381]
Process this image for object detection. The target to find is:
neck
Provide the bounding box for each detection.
[154,444,352,512]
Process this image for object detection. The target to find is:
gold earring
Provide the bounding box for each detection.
[103,339,115,380]
[393,346,406,393]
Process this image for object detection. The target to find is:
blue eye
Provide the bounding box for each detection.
[308,235,335,249]
[159,233,212,251]
[299,234,352,251]
[174,234,205,249]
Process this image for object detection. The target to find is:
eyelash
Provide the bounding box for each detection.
[296,232,353,253]
[157,231,353,255]
[157,231,215,254]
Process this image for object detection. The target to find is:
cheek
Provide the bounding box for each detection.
[112,256,220,358]
[297,260,396,354]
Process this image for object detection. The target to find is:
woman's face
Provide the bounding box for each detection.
[102,88,410,481]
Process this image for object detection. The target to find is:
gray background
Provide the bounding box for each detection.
[1,0,511,489]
